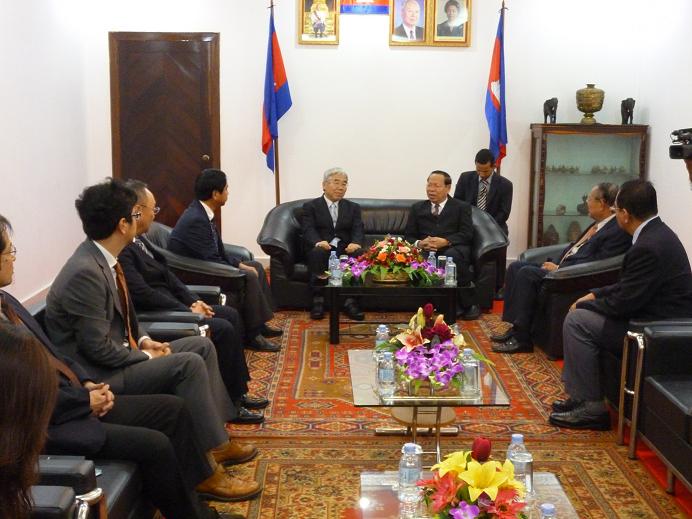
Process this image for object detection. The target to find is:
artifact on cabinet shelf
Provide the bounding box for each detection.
[576,194,588,215]
[576,83,604,124]
[621,98,635,125]
[543,224,560,245]
[543,97,558,124]
[567,221,582,242]
[555,204,566,216]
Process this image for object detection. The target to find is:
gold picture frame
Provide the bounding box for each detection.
[431,0,471,46]
[299,0,340,45]
[389,0,427,46]
[389,0,471,46]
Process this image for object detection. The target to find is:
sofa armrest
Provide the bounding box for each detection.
[518,243,566,264]
[257,202,303,271]
[186,285,222,305]
[30,486,77,519]
[140,322,201,342]
[136,311,205,324]
[38,456,96,495]
[223,243,254,262]
[540,254,624,293]
[470,207,509,263]
[638,321,692,377]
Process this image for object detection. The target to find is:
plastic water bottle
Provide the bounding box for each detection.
[437,255,447,271]
[539,503,556,519]
[444,257,456,286]
[398,443,422,503]
[460,348,480,398]
[507,434,534,496]
[328,251,342,286]
[373,324,390,361]
[506,433,527,461]
[427,251,436,267]
[377,351,396,398]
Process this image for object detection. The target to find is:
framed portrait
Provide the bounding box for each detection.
[432,0,471,46]
[389,0,427,46]
[299,0,340,45]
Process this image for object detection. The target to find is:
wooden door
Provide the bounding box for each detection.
[109,32,220,228]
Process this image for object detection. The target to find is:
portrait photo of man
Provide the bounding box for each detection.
[391,0,426,43]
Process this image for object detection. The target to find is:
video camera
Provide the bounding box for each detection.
[669,128,692,160]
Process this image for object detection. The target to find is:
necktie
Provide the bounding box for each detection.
[559,224,598,264]
[477,180,489,211]
[114,263,138,350]
[209,219,219,243]
[135,238,154,259]
[409,30,415,40]
[432,203,440,216]
[330,203,338,226]
[0,294,81,386]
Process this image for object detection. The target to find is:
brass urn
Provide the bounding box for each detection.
[576,83,604,124]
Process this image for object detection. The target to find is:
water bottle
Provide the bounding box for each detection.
[427,251,436,267]
[506,433,528,460]
[377,351,396,398]
[460,348,480,398]
[507,434,534,496]
[539,503,556,519]
[444,257,456,286]
[437,255,447,272]
[398,442,422,503]
[328,251,342,286]
[373,324,390,361]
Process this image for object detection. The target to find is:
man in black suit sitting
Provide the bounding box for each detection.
[550,180,692,430]
[301,167,365,320]
[492,183,631,353]
[168,169,282,349]
[405,170,480,320]
[119,180,270,422]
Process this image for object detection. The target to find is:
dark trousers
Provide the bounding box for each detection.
[204,305,250,399]
[438,244,475,308]
[502,261,548,342]
[98,395,213,519]
[305,244,364,288]
[238,260,274,333]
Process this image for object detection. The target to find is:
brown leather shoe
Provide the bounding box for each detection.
[196,466,262,502]
[212,440,258,465]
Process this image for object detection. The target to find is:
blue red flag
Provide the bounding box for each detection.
[484,6,507,166]
[262,11,292,172]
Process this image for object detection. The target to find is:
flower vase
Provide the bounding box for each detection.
[370,271,410,285]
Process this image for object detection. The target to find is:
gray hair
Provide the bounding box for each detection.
[323,167,348,183]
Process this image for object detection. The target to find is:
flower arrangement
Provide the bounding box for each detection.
[340,236,443,285]
[418,437,528,519]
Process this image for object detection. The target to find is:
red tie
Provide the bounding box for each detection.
[114,263,139,350]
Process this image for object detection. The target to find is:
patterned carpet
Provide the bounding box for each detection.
[212,311,689,518]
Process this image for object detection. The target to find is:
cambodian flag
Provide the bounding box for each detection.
[262,11,292,172]
[484,7,507,166]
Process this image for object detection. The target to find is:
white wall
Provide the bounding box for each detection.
[2,0,691,300]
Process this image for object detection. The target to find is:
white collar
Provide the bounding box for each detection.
[93,240,117,270]
[323,195,339,207]
[479,173,494,185]
[595,214,615,231]
[632,215,657,244]
[431,197,448,212]
[200,201,215,221]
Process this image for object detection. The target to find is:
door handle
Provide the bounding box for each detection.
[201,154,210,162]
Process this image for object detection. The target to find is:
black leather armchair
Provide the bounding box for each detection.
[518,243,625,359]
[257,198,509,310]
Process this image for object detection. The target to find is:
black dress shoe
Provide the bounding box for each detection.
[343,302,365,321]
[229,407,265,424]
[491,336,532,353]
[261,323,283,338]
[238,394,269,410]
[489,325,514,342]
[458,305,481,321]
[310,301,324,320]
[246,335,280,352]
[549,403,610,430]
[551,397,581,413]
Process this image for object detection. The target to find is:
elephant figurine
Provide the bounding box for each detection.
[621,98,635,125]
[543,98,558,124]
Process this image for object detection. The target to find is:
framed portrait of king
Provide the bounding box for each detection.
[432,0,471,46]
[299,0,340,45]
[389,0,426,46]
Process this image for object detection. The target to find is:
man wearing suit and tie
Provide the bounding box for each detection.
[393,0,424,41]
[301,167,365,320]
[43,180,262,502]
[491,183,631,354]
[405,170,480,320]
[168,169,283,349]
[550,180,692,430]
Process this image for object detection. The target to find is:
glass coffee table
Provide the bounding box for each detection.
[358,471,578,518]
[348,349,509,462]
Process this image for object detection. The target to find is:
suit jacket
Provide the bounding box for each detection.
[168,199,239,267]
[301,197,365,251]
[558,216,631,268]
[45,240,149,385]
[436,22,463,37]
[453,171,513,235]
[404,196,473,247]
[394,24,424,40]
[119,237,198,312]
[1,290,107,454]
[578,217,692,320]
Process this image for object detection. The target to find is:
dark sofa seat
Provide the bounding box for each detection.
[257,198,509,310]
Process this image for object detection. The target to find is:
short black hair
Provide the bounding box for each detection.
[0,214,12,253]
[75,178,138,240]
[124,179,148,202]
[474,149,495,165]
[195,169,227,200]
[616,179,658,220]
[444,0,460,12]
[428,170,452,186]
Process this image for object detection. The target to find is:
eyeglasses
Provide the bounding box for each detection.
[131,212,142,220]
[139,204,161,215]
[1,246,17,258]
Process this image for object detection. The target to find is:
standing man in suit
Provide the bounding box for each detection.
[119,180,270,418]
[168,169,282,348]
[550,180,692,430]
[301,167,365,320]
[42,180,262,501]
[393,0,424,41]
[405,170,480,320]
[491,183,631,354]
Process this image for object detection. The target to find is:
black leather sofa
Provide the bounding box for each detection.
[256,198,509,310]
[516,243,625,359]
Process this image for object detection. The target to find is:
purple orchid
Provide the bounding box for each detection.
[449,502,480,519]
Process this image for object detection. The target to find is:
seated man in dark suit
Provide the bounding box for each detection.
[301,167,364,320]
[119,180,270,417]
[168,169,282,347]
[405,170,480,320]
[41,181,261,502]
[491,183,631,353]
[550,180,692,430]
[0,214,252,512]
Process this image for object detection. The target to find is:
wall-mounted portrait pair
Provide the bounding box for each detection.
[390,0,471,47]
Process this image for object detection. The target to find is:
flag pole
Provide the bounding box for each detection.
[268,0,281,205]
[497,0,506,177]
